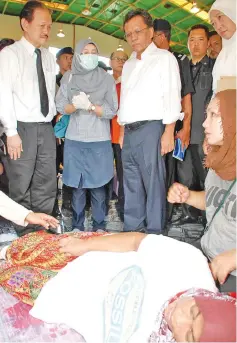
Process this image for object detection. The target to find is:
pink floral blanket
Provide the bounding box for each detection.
[0,286,86,342]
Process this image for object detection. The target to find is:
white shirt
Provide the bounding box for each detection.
[30,235,216,343]
[0,191,30,226]
[0,37,56,137]
[119,43,182,125]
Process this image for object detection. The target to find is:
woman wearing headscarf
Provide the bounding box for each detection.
[56,39,117,232]
[168,89,236,292]
[209,0,236,93]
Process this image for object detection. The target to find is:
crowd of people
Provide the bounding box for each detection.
[0,0,236,341]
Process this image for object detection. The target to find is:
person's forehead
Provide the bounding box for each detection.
[208,97,220,110]
[125,15,146,29]
[32,8,52,21]
[154,30,164,35]
[83,43,97,50]
[189,29,207,37]
[60,53,73,58]
[210,35,221,42]
[112,51,127,58]
[210,9,224,18]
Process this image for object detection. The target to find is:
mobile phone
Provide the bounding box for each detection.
[172,138,186,161]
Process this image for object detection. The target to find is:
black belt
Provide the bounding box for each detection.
[125,120,151,131]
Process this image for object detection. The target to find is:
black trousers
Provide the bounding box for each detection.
[3,122,57,234]
[177,143,207,219]
[166,143,207,222]
[112,143,124,217]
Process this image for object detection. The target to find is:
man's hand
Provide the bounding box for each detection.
[167,182,190,204]
[176,127,190,149]
[119,126,124,149]
[59,237,88,257]
[25,212,59,230]
[119,135,124,149]
[161,127,175,156]
[7,134,23,160]
[210,249,236,285]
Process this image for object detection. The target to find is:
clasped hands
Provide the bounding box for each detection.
[72,92,92,111]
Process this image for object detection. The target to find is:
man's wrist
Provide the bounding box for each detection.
[164,123,175,134]
[186,190,193,205]
[89,104,96,112]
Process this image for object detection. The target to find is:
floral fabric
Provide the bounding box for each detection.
[0,231,106,305]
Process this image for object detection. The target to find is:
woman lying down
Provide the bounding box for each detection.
[0,230,234,343]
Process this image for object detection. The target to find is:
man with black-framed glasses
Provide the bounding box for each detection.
[118,9,182,234]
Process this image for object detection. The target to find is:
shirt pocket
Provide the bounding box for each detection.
[200,71,212,90]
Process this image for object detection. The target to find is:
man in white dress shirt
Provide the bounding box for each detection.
[119,9,182,234]
[0,1,57,236]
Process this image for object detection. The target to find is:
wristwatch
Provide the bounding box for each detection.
[90,104,96,112]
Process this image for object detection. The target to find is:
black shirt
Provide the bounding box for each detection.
[190,55,215,144]
[172,51,194,98]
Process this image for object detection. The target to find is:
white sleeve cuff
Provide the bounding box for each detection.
[162,112,184,125]
[0,245,10,260]
[6,128,18,137]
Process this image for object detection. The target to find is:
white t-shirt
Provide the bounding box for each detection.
[30,235,216,343]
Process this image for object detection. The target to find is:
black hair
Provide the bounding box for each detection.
[123,9,153,30]
[209,30,219,38]
[19,0,50,30]
[0,38,15,51]
[188,24,209,39]
[110,51,128,60]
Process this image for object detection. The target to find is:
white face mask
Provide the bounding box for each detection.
[79,54,99,70]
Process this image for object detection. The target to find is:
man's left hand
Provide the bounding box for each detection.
[176,127,190,149]
[161,131,174,156]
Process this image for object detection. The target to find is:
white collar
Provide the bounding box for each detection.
[20,36,40,57]
[131,42,157,60]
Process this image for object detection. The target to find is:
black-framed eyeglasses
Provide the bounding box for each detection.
[124,27,149,40]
